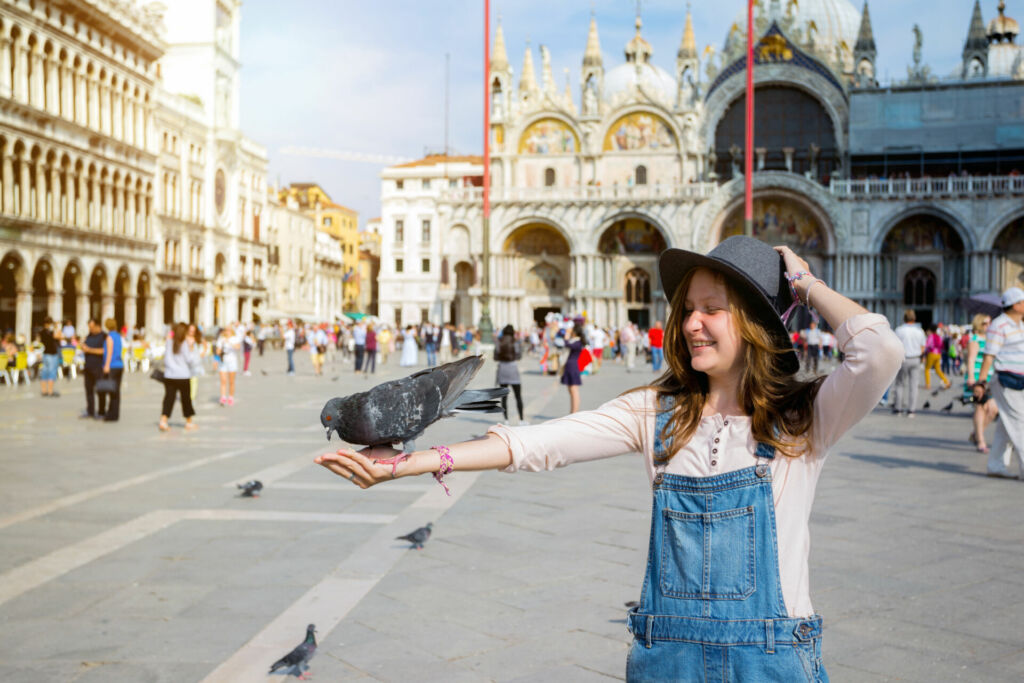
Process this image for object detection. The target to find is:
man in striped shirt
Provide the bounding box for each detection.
[977,287,1024,478]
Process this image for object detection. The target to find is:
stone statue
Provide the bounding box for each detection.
[729,144,742,177]
[912,25,923,70]
[808,143,820,178]
[583,76,598,115]
[707,149,719,180]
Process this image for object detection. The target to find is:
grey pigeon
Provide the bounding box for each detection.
[923,401,930,409]
[237,480,263,497]
[260,369,268,376]
[268,623,316,678]
[941,402,954,412]
[320,355,507,451]
[397,522,432,549]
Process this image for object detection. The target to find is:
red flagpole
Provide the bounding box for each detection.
[483,0,491,220]
[744,0,754,236]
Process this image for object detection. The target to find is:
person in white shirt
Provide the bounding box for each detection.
[976,287,1024,477]
[215,326,241,406]
[318,238,903,680]
[589,325,608,373]
[283,322,296,375]
[892,309,927,416]
[804,321,823,373]
[620,323,637,372]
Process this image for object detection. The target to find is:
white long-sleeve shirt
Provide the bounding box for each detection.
[489,313,903,618]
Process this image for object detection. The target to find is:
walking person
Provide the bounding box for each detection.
[804,320,822,373]
[399,325,418,367]
[589,324,607,374]
[424,322,438,366]
[494,324,525,424]
[648,320,665,372]
[79,319,106,419]
[438,322,453,364]
[620,322,637,372]
[38,317,64,398]
[352,320,367,375]
[317,237,903,681]
[158,322,201,431]
[561,323,586,414]
[311,325,328,376]
[892,309,927,417]
[216,326,241,406]
[364,323,378,374]
[377,325,392,365]
[965,313,998,454]
[976,287,1024,478]
[284,322,296,375]
[100,318,125,422]
[923,325,952,390]
[242,325,255,375]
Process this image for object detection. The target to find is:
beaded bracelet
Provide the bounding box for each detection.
[431,445,454,496]
[804,279,826,308]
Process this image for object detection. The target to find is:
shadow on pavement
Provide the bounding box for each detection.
[840,452,988,477]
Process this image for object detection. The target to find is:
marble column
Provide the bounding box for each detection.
[101,181,111,232]
[101,294,114,322]
[30,47,44,108]
[45,55,58,115]
[1,148,13,214]
[36,163,47,220]
[0,36,11,99]
[16,289,32,340]
[13,38,28,104]
[47,291,60,321]
[19,155,31,218]
[755,147,767,172]
[76,293,89,331]
[124,296,136,331]
[60,63,72,119]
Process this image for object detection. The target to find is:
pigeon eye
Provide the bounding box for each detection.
[325,415,332,420]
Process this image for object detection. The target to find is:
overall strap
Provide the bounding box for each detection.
[653,394,675,478]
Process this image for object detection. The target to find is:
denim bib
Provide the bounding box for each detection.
[626,395,828,682]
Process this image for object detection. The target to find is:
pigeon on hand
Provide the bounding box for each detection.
[320,355,508,452]
[237,480,263,497]
[269,623,316,679]
[396,522,433,549]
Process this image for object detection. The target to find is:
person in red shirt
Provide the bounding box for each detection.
[649,320,665,372]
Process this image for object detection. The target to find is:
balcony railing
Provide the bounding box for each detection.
[830,175,1024,199]
[439,182,719,204]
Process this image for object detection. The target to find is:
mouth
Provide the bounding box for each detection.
[689,340,716,351]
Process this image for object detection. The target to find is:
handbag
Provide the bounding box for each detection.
[96,376,117,395]
[150,366,165,383]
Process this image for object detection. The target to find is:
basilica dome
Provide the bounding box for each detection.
[728,0,861,54]
[604,61,677,104]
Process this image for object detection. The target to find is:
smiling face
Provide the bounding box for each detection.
[682,268,745,380]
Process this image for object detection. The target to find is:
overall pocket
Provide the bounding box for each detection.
[660,506,756,599]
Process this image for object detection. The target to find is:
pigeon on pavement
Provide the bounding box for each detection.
[268,623,316,679]
[397,522,433,549]
[260,370,268,376]
[941,402,954,412]
[923,401,931,409]
[237,480,263,497]
[320,355,507,452]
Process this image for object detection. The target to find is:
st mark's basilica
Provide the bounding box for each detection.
[379,0,1024,331]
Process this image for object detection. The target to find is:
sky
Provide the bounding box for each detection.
[237,0,995,225]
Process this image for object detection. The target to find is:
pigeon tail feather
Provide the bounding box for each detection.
[451,387,509,414]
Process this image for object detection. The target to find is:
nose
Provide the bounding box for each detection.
[684,309,705,334]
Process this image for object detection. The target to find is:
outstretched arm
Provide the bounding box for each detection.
[316,434,513,488]
[774,246,868,331]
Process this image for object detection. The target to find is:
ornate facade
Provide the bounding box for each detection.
[380,0,1024,331]
[0,0,269,339]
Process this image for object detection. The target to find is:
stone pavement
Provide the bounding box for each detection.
[0,348,1022,682]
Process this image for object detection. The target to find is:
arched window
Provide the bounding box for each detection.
[903,268,936,306]
[625,268,651,304]
[635,165,647,185]
[544,168,556,187]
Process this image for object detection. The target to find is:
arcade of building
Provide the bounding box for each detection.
[379,0,1024,332]
[0,0,273,340]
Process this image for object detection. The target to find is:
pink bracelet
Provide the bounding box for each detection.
[431,445,454,496]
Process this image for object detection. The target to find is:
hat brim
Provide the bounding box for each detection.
[658,248,800,375]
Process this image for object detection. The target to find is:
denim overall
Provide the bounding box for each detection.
[626,398,828,682]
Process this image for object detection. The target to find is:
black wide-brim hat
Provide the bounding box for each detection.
[658,236,800,375]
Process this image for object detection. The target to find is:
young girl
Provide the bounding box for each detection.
[560,323,586,413]
[316,238,903,681]
[215,326,240,406]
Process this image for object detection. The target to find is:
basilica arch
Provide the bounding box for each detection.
[495,219,572,328]
[876,210,969,328]
[990,216,1024,291]
[585,212,671,327]
[62,260,84,328]
[0,250,27,335]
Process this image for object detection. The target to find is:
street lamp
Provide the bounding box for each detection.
[745,0,755,236]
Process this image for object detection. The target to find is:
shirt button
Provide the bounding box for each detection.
[712,448,718,454]
[724,420,729,426]
[711,459,718,466]
[714,438,720,443]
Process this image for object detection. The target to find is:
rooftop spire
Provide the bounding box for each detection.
[963,0,988,52]
[583,12,603,67]
[854,2,877,55]
[678,4,697,60]
[519,42,538,94]
[491,21,509,72]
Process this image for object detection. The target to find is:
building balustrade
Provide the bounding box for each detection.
[439,182,719,204]
[830,175,1024,199]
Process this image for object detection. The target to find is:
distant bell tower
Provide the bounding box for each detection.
[580,11,604,118]
[962,0,989,78]
[490,20,513,122]
[853,1,878,87]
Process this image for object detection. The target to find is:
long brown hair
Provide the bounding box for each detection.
[636,268,823,460]
[171,322,188,354]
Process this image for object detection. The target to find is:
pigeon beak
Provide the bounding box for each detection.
[325,426,332,442]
